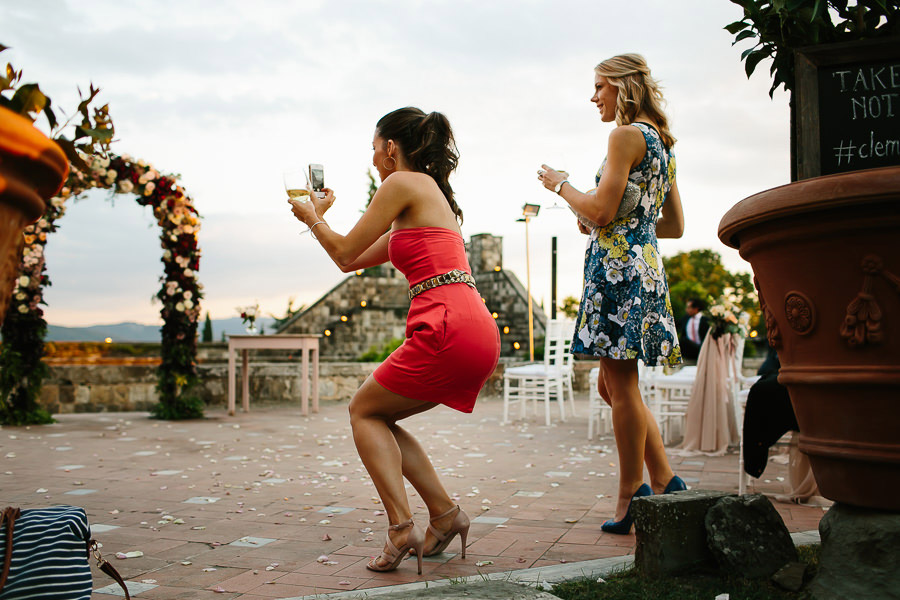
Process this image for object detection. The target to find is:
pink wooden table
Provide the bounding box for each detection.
[227,334,321,416]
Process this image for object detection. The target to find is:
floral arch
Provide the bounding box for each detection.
[0,152,204,423]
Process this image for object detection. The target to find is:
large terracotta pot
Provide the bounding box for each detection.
[719,166,900,511]
[0,106,68,325]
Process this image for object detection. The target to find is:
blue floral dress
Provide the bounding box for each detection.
[571,122,682,367]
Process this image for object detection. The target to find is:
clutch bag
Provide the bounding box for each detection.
[571,181,641,230]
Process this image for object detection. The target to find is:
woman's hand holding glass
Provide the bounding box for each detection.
[536,164,568,192]
[288,186,335,231]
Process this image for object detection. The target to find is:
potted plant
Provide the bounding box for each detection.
[719,1,900,510]
[0,43,114,425]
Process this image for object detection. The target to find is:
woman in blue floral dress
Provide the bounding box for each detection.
[538,54,687,534]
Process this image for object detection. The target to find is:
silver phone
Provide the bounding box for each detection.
[309,164,325,199]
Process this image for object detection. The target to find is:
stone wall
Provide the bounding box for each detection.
[39,352,764,414]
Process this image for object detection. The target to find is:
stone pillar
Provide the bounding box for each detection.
[467,233,502,274]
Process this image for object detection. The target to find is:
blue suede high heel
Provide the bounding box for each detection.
[663,475,688,494]
[601,483,653,535]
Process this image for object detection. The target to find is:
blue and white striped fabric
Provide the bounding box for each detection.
[0,505,92,600]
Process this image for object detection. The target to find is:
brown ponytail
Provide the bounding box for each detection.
[376,107,463,223]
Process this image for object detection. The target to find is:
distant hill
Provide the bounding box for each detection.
[45,317,278,342]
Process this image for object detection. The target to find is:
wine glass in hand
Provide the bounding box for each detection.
[284,168,313,234]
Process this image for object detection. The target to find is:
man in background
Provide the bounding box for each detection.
[678,298,709,360]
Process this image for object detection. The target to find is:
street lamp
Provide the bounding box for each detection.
[519,203,540,361]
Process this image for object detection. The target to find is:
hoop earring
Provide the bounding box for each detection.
[382,156,396,171]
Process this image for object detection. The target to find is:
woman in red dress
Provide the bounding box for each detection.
[288,107,500,574]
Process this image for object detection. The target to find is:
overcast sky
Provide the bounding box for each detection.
[3,0,791,327]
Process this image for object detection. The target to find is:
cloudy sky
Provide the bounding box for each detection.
[3,0,791,327]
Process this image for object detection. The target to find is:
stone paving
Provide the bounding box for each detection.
[0,395,826,599]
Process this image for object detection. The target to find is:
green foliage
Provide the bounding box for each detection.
[727,0,900,97]
[559,296,580,319]
[363,168,379,213]
[663,249,760,329]
[0,312,53,425]
[202,312,213,342]
[1,45,114,169]
[358,337,404,362]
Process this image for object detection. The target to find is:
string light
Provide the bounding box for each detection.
[513,341,521,350]
[491,312,498,319]
[355,270,363,276]
[494,266,501,272]
[503,326,510,334]
[324,329,331,336]
[360,300,367,307]
[340,315,348,322]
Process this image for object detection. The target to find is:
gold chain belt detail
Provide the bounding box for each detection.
[408,269,476,300]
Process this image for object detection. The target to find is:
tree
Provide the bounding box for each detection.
[363,168,378,213]
[202,312,213,342]
[559,296,580,319]
[270,297,305,331]
[663,249,759,329]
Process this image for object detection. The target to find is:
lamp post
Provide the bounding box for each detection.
[520,203,540,361]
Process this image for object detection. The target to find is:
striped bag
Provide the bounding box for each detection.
[0,506,130,600]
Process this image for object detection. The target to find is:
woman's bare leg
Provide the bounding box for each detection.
[597,364,675,496]
[348,376,442,567]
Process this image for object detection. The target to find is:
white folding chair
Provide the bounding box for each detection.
[652,366,697,445]
[502,319,575,426]
[587,360,660,440]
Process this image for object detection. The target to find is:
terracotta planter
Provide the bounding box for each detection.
[0,106,68,325]
[719,166,900,511]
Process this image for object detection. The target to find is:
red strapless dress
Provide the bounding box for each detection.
[373,227,500,413]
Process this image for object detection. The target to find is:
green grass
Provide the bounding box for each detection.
[552,545,819,600]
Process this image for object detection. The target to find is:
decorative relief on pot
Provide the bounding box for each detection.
[841,254,899,347]
[784,291,815,335]
[755,276,781,349]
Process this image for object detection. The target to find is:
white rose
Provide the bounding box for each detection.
[99,156,111,168]
[184,291,192,299]
[175,302,185,312]
[163,250,172,260]
[18,305,28,313]
[106,169,117,180]
[137,158,148,167]
[15,292,26,300]
[118,180,134,194]
[144,182,155,195]
[18,276,29,287]
[184,299,194,309]
[184,269,193,278]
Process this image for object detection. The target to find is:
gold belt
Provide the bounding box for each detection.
[408,269,476,300]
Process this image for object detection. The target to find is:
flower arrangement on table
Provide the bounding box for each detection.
[705,289,751,340]
[237,303,259,333]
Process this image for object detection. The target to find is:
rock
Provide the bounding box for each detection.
[633,489,734,577]
[705,494,796,578]
[809,502,900,600]
[771,561,807,591]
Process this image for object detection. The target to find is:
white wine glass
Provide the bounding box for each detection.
[547,169,570,209]
[284,168,312,234]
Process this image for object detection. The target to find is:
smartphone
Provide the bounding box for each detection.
[309,164,325,199]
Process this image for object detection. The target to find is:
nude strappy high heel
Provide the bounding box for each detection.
[423,505,470,558]
[366,519,425,574]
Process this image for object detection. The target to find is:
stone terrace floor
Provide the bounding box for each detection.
[1,395,826,599]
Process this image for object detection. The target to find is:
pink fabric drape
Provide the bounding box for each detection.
[680,333,740,455]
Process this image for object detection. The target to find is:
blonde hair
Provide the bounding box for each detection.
[595,53,676,148]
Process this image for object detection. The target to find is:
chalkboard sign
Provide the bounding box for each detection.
[795,37,900,179]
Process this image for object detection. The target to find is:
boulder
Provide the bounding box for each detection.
[771,561,808,592]
[705,494,796,578]
[810,502,900,600]
[633,489,734,577]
